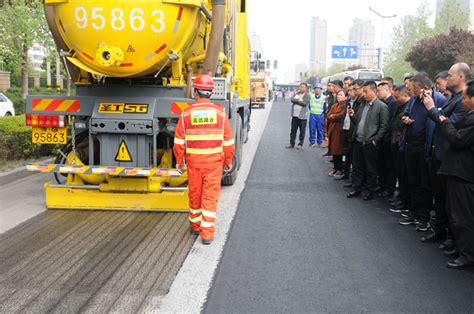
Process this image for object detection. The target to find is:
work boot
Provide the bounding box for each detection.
[202,238,213,245]
[190,229,200,236]
[285,144,295,149]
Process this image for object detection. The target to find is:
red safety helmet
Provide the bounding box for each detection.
[193,74,215,91]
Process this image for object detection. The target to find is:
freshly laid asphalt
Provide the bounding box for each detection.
[205,100,474,313]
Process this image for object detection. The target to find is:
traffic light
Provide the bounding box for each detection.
[274,60,278,69]
[266,60,270,69]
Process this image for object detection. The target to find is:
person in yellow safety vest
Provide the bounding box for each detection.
[173,74,235,245]
[309,83,326,147]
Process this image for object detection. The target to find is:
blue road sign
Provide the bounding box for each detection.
[331,45,359,59]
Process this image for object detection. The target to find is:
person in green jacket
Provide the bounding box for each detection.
[308,83,326,147]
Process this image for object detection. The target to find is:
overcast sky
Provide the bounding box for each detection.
[247,0,437,82]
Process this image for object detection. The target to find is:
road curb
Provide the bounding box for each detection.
[0,158,54,186]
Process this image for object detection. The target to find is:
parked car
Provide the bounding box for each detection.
[0,93,15,116]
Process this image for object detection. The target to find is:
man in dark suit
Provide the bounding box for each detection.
[399,74,445,230]
[347,81,389,200]
[437,79,474,269]
[420,63,470,248]
[376,82,398,197]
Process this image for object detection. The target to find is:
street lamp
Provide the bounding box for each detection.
[369,7,397,69]
[337,35,350,44]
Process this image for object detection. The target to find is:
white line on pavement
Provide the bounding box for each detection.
[149,103,273,313]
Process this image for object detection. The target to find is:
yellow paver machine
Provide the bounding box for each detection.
[26,0,250,211]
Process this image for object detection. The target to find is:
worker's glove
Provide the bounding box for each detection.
[176,164,184,174]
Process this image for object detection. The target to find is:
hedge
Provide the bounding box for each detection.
[0,115,57,161]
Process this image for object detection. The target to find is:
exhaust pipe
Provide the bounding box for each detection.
[203,0,226,76]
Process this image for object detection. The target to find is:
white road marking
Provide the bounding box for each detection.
[149,103,273,313]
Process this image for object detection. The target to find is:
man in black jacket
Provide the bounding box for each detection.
[347,81,389,200]
[421,63,470,247]
[437,80,474,269]
[389,86,412,213]
[376,82,398,197]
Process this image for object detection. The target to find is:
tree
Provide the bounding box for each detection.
[406,28,474,78]
[435,0,470,34]
[316,63,347,79]
[457,50,474,69]
[0,1,49,98]
[383,2,433,83]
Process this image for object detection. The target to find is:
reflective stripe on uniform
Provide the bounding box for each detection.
[189,215,202,223]
[189,208,202,215]
[175,138,185,145]
[202,210,216,219]
[186,147,223,154]
[223,139,235,146]
[185,134,223,141]
[201,220,215,228]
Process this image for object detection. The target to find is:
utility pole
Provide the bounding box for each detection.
[377,48,382,70]
[369,7,397,69]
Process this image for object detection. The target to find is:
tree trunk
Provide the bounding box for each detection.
[56,56,61,91]
[21,46,29,99]
[66,77,71,96]
[46,59,51,88]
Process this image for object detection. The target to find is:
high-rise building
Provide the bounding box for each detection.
[29,43,47,73]
[309,17,328,74]
[348,19,376,68]
[436,0,474,31]
[250,32,263,55]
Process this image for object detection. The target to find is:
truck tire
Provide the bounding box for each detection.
[222,115,242,186]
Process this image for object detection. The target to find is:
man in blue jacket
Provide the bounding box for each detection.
[399,74,445,230]
[420,63,470,250]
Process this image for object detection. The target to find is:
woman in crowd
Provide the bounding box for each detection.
[327,89,346,179]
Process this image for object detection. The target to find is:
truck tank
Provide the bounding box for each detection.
[45,0,219,78]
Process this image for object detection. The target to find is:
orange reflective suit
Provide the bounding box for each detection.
[173,99,235,241]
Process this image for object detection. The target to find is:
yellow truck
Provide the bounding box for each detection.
[250,72,268,109]
[25,0,250,211]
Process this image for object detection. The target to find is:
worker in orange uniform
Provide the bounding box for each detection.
[173,74,235,245]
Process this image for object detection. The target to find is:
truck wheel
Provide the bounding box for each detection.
[222,115,242,186]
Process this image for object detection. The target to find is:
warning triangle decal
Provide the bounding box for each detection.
[115,140,133,162]
[127,45,135,53]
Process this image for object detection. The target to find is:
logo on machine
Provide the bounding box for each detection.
[115,140,133,162]
[99,103,148,114]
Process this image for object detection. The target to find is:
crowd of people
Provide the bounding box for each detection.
[285,62,474,270]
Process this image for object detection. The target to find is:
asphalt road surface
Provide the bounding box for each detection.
[205,100,474,313]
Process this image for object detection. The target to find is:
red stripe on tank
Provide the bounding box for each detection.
[82,52,94,61]
[155,43,167,54]
[177,7,184,21]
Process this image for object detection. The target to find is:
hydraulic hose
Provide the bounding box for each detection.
[203,0,226,75]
